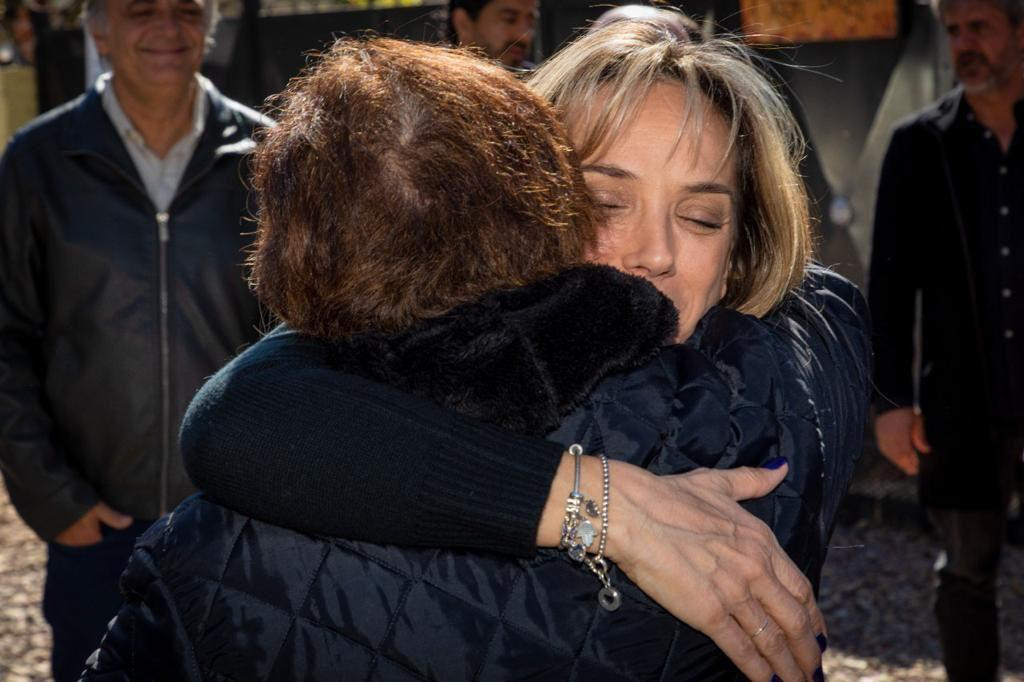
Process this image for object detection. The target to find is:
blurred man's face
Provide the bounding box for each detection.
[92,0,205,96]
[942,0,1024,94]
[453,0,538,68]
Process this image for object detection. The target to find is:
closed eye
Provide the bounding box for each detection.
[682,216,723,230]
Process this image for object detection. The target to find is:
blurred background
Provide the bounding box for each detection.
[0,1,1020,679]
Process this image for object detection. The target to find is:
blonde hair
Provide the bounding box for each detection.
[528,22,811,316]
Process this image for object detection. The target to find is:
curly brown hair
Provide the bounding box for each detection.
[249,37,597,340]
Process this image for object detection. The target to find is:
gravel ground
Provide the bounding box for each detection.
[1,485,1021,681]
[821,522,1024,681]
[0,487,50,681]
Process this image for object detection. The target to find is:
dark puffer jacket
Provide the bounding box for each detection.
[84,265,870,681]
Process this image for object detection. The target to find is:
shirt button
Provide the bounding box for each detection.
[1000,206,1010,216]
[1000,165,1008,175]
[1003,288,1013,298]
[1002,246,1012,256]
[984,130,993,139]
[1006,329,1016,340]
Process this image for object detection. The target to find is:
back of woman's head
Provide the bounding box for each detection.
[250,37,596,340]
[528,22,811,317]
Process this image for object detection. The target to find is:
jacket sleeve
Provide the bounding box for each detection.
[778,266,872,538]
[868,126,920,412]
[681,267,871,583]
[0,137,99,540]
[182,338,564,557]
[80,520,203,682]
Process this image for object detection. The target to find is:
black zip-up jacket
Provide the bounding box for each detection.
[869,87,1014,509]
[0,83,265,540]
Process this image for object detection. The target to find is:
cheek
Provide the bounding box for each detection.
[585,226,625,266]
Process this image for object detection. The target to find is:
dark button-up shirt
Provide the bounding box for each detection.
[947,97,1024,421]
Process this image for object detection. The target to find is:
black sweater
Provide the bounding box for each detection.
[183,366,565,556]
[182,265,675,556]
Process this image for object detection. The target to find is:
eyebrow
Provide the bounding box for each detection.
[582,164,636,179]
[583,164,736,199]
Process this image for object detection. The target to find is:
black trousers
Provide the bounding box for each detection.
[928,426,1024,682]
[42,519,153,682]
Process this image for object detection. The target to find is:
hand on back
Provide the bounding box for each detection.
[607,462,826,682]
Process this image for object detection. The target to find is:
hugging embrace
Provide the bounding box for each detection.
[85,21,870,682]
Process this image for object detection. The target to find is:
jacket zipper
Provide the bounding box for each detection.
[72,136,235,518]
[156,211,171,516]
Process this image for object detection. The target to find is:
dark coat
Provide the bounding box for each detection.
[84,265,870,681]
[0,83,266,538]
[869,88,1006,509]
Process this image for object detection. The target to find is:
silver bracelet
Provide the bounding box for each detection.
[559,444,596,562]
[583,454,620,611]
[558,446,620,612]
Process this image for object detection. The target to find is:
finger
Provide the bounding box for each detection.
[704,615,775,682]
[711,465,788,502]
[95,502,134,529]
[879,443,916,473]
[751,563,822,678]
[56,514,104,547]
[769,547,827,640]
[731,609,803,682]
[911,417,932,454]
[894,450,919,475]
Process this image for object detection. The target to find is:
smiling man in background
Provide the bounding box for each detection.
[0,0,263,677]
[447,0,538,68]
[869,1,1024,679]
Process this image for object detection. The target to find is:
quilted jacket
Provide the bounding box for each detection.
[83,265,870,681]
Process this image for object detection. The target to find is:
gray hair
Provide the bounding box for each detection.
[85,0,220,46]
[935,0,1024,25]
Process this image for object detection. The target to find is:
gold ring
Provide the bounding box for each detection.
[751,618,770,638]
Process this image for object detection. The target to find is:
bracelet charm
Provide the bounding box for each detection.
[560,444,599,562]
[559,446,620,611]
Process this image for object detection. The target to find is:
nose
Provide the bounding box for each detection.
[515,17,535,43]
[619,215,675,280]
[950,31,977,53]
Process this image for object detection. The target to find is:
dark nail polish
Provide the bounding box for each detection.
[813,667,825,682]
[770,676,782,682]
[762,456,788,470]
[816,633,828,652]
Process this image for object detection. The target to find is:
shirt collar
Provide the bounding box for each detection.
[97,72,210,155]
[953,93,1024,129]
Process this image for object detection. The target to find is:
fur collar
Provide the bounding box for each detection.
[329,265,678,435]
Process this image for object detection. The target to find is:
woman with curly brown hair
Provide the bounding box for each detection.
[86,28,868,682]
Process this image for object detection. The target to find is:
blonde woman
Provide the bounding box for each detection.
[88,27,868,682]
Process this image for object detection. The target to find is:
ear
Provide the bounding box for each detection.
[451,7,475,46]
[90,22,110,57]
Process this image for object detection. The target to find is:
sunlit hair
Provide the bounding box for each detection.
[249,37,596,340]
[528,22,811,316]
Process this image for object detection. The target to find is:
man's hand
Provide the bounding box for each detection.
[874,407,931,475]
[53,502,133,547]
